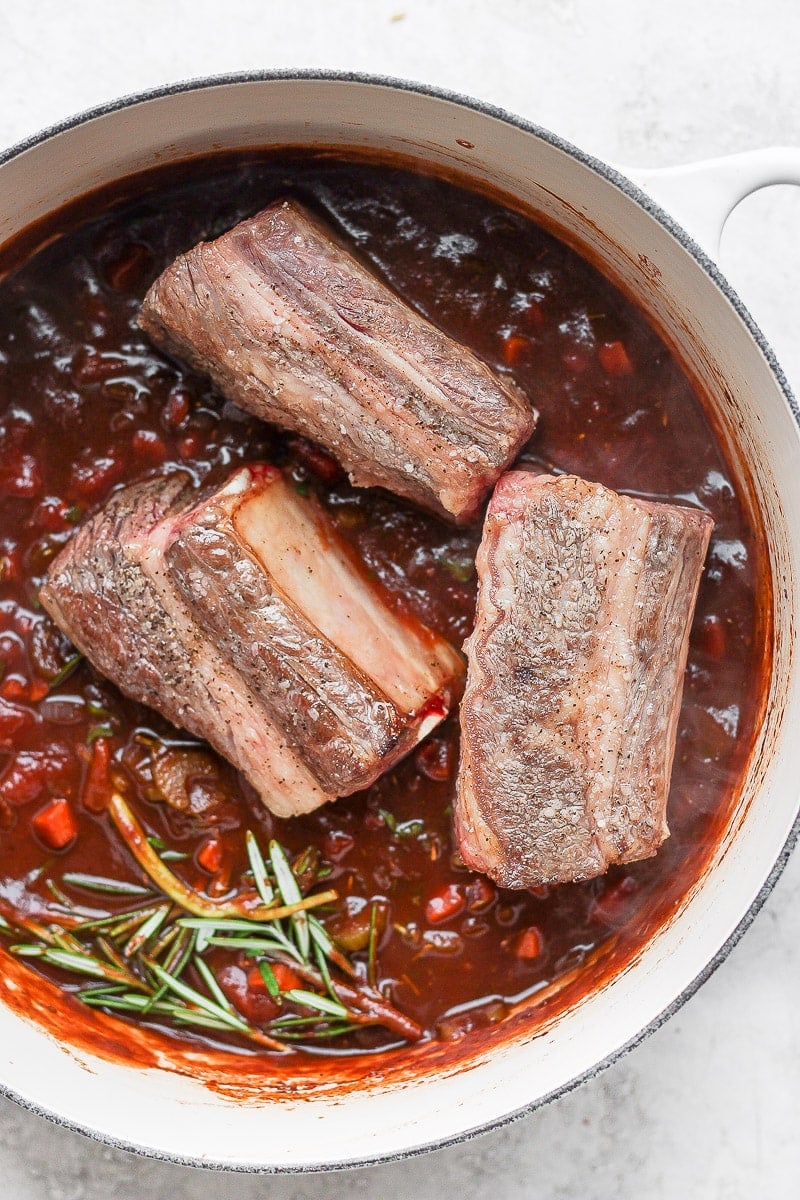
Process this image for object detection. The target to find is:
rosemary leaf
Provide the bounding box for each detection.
[87,723,115,744]
[146,959,251,1033]
[284,988,350,1020]
[246,830,275,906]
[193,956,234,1015]
[308,915,357,979]
[367,902,379,990]
[41,948,135,985]
[62,872,152,897]
[123,905,170,958]
[270,839,309,959]
[204,935,297,957]
[258,960,281,999]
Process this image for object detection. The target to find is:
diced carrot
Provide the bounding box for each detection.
[502,333,531,366]
[196,834,223,875]
[0,677,28,703]
[270,962,303,992]
[81,737,111,813]
[598,340,634,376]
[28,679,49,702]
[246,965,268,993]
[425,882,465,925]
[218,963,279,1024]
[32,797,77,850]
[510,926,543,959]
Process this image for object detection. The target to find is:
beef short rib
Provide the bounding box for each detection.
[41,465,464,817]
[455,471,714,887]
[138,199,536,524]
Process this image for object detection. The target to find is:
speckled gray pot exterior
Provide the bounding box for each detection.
[0,71,798,1173]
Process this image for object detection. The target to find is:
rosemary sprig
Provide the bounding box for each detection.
[269,839,310,958]
[0,813,421,1050]
[108,793,335,921]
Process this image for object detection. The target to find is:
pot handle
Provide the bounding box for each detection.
[621,147,800,261]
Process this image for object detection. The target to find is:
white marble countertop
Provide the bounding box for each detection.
[0,1,798,1195]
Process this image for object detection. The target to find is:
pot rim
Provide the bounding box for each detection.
[0,68,797,1173]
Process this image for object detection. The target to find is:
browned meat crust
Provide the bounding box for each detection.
[138,199,537,523]
[40,466,464,816]
[455,471,714,887]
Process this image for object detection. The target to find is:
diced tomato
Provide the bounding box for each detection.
[71,349,125,385]
[32,797,77,850]
[0,753,49,806]
[81,737,111,813]
[69,455,122,501]
[502,333,531,366]
[697,613,726,660]
[598,340,634,376]
[177,432,203,460]
[196,834,223,875]
[0,696,34,742]
[0,453,42,499]
[510,926,543,959]
[217,963,279,1024]
[425,882,465,925]
[131,429,167,466]
[30,498,70,533]
[415,737,454,782]
[162,390,191,429]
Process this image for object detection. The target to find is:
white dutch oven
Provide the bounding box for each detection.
[1,72,799,1172]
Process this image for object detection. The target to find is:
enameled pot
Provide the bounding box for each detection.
[1,71,799,1172]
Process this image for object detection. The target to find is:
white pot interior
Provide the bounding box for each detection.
[0,76,797,1170]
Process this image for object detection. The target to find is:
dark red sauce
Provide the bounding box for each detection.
[0,153,769,1060]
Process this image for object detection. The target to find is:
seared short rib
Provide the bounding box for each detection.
[455,471,714,887]
[138,199,536,524]
[41,465,464,816]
